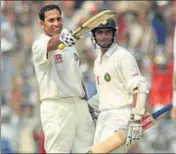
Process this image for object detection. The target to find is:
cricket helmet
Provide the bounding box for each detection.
[91,18,117,49]
[91,18,117,35]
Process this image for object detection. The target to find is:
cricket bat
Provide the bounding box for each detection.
[58,10,116,50]
[91,104,173,153]
[142,103,172,130]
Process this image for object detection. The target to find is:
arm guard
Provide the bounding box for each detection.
[131,80,149,120]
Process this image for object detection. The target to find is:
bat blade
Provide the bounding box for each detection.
[90,104,173,153]
[58,10,116,50]
[142,103,173,131]
[73,10,116,37]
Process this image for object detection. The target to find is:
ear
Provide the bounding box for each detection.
[40,20,44,29]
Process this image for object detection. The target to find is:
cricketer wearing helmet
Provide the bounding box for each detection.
[88,18,149,153]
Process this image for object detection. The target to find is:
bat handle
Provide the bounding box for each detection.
[58,43,65,50]
[152,103,173,119]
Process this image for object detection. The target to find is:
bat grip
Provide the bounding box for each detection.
[152,104,173,119]
[58,43,65,50]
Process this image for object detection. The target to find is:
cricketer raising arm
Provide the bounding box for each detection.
[32,4,95,153]
[88,18,149,153]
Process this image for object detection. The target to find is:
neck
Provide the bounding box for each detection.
[101,48,108,56]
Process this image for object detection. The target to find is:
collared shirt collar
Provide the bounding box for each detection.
[103,43,117,58]
[42,33,51,39]
[96,43,117,63]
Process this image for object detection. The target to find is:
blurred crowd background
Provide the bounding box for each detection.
[1,0,176,153]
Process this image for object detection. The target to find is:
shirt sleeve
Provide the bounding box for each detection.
[119,53,147,92]
[88,94,99,112]
[32,37,52,67]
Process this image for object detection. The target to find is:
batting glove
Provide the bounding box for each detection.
[126,114,143,146]
[59,28,76,47]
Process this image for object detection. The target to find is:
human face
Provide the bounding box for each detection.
[94,28,114,50]
[40,9,63,36]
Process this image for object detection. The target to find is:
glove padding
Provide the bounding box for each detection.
[126,117,143,146]
[59,28,76,47]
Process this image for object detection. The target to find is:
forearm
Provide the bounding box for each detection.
[131,81,148,120]
[47,39,56,52]
[47,36,61,52]
[132,87,138,107]
[81,83,98,122]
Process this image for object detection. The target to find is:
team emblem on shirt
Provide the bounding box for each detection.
[55,54,63,63]
[74,53,79,61]
[104,73,111,82]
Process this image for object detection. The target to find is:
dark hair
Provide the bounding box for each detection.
[39,4,62,21]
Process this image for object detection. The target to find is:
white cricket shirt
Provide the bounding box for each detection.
[32,34,85,101]
[94,43,147,111]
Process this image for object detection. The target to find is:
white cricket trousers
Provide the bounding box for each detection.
[94,106,131,153]
[40,97,95,153]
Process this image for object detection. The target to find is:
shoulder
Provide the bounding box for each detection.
[113,45,137,65]
[94,51,101,65]
[32,34,50,47]
[32,34,50,51]
[114,45,132,58]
